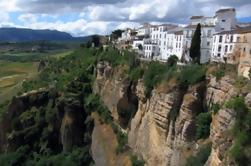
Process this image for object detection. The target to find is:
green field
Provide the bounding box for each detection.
[0,61,37,104]
[0,48,74,104]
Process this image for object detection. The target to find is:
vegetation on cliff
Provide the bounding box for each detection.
[225,97,251,166]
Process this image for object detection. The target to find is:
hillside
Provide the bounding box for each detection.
[0,28,90,42]
[0,46,251,166]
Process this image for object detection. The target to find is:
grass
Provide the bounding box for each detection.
[0,61,37,104]
[50,50,74,59]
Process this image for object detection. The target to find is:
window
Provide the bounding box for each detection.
[225,45,228,52]
[217,53,221,57]
[222,19,226,22]
[207,42,210,46]
[214,36,216,42]
[230,45,233,51]
[249,49,251,55]
[207,30,212,37]
[243,47,246,52]
[218,46,222,52]
[237,37,241,42]
[219,36,223,43]
[230,35,233,42]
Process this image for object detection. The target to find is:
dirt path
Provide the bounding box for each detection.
[91,113,131,166]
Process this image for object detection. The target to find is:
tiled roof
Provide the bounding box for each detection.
[214,26,251,35]
[174,31,183,35]
[184,24,215,29]
[216,8,235,14]
[190,16,204,19]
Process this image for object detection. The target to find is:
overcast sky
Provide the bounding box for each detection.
[1,0,251,36]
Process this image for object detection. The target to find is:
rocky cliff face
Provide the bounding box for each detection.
[205,76,238,166]
[94,61,138,128]
[128,81,205,166]
[94,62,246,166]
[0,87,94,154]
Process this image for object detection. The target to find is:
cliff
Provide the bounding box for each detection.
[94,61,251,166]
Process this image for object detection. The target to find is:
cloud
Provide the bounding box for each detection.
[0,0,250,36]
[18,14,38,23]
[15,0,127,13]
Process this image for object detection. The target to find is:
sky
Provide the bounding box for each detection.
[0,0,251,37]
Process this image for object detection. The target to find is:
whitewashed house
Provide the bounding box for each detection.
[211,27,251,64]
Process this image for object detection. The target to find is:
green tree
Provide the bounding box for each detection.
[190,23,201,64]
[111,29,124,40]
[167,55,178,67]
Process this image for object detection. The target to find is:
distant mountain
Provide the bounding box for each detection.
[0,28,91,42]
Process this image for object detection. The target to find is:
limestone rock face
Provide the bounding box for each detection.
[94,61,242,166]
[205,108,235,166]
[205,76,238,166]
[206,76,238,106]
[128,83,204,166]
[94,61,131,120]
[94,61,138,128]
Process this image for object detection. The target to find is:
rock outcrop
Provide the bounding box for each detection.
[94,61,245,166]
[128,82,205,166]
[94,61,138,128]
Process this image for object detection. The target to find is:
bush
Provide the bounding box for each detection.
[225,97,251,165]
[129,67,144,82]
[210,103,220,114]
[167,55,179,67]
[116,130,128,154]
[178,65,206,88]
[196,112,212,139]
[212,65,225,81]
[143,62,167,97]
[130,155,145,166]
[230,142,247,166]
[185,143,211,166]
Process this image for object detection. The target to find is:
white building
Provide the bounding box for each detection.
[143,39,159,59]
[118,28,137,42]
[159,28,184,61]
[215,8,237,32]
[118,8,247,65]
[211,27,251,63]
[182,8,237,63]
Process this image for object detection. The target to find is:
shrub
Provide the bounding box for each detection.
[185,143,211,166]
[225,97,251,165]
[129,67,144,82]
[130,155,145,166]
[196,112,212,139]
[234,76,248,89]
[212,65,225,81]
[143,62,167,97]
[230,142,247,166]
[116,131,128,154]
[178,65,206,88]
[210,103,220,114]
[167,55,178,67]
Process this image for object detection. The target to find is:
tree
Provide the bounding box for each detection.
[91,35,100,47]
[190,23,201,64]
[167,55,178,67]
[111,29,124,40]
[138,44,143,51]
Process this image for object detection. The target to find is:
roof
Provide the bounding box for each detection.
[174,31,183,35]
[216,8,235,14]
[167,27,184,34]
[190,16,204,19]
[184,24,215,29]
[214,26,251,35]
